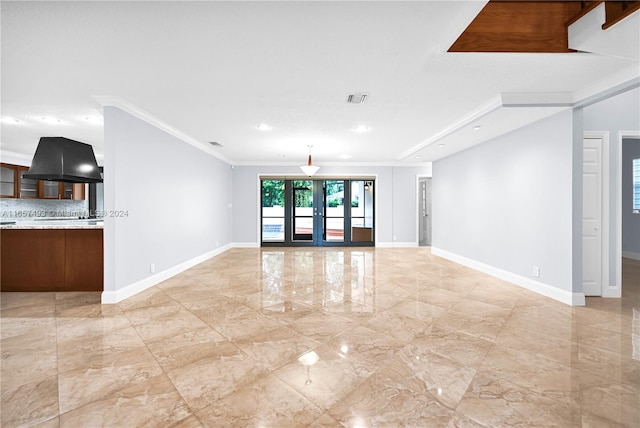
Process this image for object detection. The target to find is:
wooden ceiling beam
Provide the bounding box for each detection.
[449,1,585,53]
[603,1,640,29]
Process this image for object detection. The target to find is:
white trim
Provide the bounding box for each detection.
[584,131,611,297]
[236,161,432,167]
[0,150,33,165]
[93,95,233,164]
[397,67,639,162]
[232,242,260,248]
[101,244,232,304]
[618,132,640,294]
[623,251,640,261]
[431,247,586,306]
[377,241,418,248]
[397,95,503,160]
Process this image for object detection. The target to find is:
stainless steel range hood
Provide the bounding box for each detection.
[23,137,103,183]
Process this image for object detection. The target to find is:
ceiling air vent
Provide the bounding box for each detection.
[346,93,368,104]
[209,141,223,147]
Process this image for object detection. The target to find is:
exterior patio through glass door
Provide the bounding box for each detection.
[261,178,374,247]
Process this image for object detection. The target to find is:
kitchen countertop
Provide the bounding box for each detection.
[0,219,104,229]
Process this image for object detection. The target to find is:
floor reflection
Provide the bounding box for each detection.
[1,249,638,427]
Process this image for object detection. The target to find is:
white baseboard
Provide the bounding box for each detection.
[431,247,585,307]
[101,244,232,304]
[231,242,260,248]
[622,251,640,261]
[376,241,419,248]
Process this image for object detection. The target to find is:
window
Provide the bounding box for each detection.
[634,158,640,213]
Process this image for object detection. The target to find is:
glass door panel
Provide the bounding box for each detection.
[262,180,285,242]
[324,180,344,242]
[261,178,374,247]
[293,180,314,242]
[351,180,374,242]
[19,169,38,199]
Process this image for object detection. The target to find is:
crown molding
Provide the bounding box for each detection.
[92,95,233,165]
[398,64,640,161]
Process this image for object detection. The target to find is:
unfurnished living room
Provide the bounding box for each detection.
[1,1,639,427]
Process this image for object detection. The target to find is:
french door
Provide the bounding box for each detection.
[261,178,374,247]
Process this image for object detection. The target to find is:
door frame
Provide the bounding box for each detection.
[615,131,640,296]
[257,174,377,247]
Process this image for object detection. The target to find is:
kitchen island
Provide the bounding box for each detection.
[1,219,103,292]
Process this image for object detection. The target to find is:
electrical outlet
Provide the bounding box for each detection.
[533,265,540,278]
[150,263,155,274]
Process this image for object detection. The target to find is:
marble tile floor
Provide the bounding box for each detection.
[1,248,639,427]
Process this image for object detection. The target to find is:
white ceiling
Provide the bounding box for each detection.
[1,1,638,166]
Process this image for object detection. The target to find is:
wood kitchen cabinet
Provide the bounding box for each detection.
[0,163,18,198]
[0,228,103,292]
[0,163,86,200]
[17,166,38,199]
[38,181,85,200]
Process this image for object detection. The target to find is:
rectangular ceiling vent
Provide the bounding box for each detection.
[209,141,223,147]
[346,93,368,104]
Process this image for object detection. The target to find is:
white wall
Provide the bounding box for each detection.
[432,109,579,304]
[102,107,232,303]
[622,138,640,259]
[231,164,431,246]
[583,87,640,282]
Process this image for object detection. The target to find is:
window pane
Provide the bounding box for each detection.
[262,180,284,211]
[262,218,284,242]
[262,180,285,242]
[326,217,344,241]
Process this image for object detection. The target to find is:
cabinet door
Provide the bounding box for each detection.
[39,181,61,199]
[61,183,85,200]
[0,163,18,198]
[62,182,73,199]
[18,166,38,199]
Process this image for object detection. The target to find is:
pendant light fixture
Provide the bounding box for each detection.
[300,145,320,176]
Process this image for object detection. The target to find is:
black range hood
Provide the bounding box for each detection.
[23,137,103,183]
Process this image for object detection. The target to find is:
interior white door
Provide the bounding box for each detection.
[418,178,432,246]
[583,138,603,296]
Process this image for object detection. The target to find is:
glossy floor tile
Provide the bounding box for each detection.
[1,249,639,427]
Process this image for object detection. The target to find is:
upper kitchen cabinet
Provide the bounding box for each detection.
[38,181,85,200]
[0,163,85,200]
[0,163,19,198]
[17,166,38,199]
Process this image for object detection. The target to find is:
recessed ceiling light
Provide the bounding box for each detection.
[256,123,271,131]
[0,116,22,124]
[209,141,223,147]
[339,154,352,160]
[39,116,65,124]
[415,155,422,159]
[438,144,445,148]
[82,116,103,125]
[473,125,481,131]
[354,125,370,133]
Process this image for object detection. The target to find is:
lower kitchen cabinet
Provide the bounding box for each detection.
[1,229,103,292]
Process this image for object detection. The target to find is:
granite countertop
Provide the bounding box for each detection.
[0,218,104,229]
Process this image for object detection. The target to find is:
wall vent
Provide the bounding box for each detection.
[346,93,368,104]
